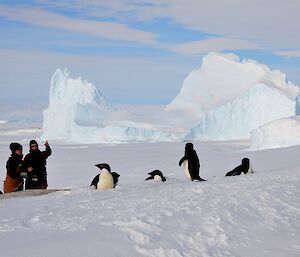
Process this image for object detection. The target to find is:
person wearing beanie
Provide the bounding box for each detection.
[24,140,52,189]
[3,142,24,193]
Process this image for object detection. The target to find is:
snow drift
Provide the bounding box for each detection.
[166,52,299,140]
[250,116,300,150]
[42,69,175,143]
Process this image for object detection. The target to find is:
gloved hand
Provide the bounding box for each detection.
[20,172,27,179]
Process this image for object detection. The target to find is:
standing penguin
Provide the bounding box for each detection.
[145,170,166,182]
[225,158,253,176]
[91,163,119,190]
[179,142,206,181]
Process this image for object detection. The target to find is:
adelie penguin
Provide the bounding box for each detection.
[179,142,206,182]
[91,163,120,190]
[145,170,166,182]
[225,158,254,176]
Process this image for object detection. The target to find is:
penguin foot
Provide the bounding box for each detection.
[193,178,207,182]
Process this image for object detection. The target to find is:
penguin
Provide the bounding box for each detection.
[91,163,117,190]
[94,163,120,188]
[225,158,253,176]
[145,170,166,182]
[179,142,206,181]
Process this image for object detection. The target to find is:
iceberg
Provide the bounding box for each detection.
[41,69,176,143]
[168,52,299,140]
[185,84,296,140]
[250,116,300,150]
[296,96,300,115]
[42,53,300,144]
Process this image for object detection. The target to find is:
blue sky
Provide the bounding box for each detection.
[0,0,300,108]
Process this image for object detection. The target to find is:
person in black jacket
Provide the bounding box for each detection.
[3,142,25,193]
[225,158,253,176]
[24,140,52,189]
[179,142,206,181]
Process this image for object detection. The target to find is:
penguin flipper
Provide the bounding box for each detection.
[90,174,100,187]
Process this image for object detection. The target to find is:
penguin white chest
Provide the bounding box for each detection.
[153,175,162,181]
[97,169,114,190]
[182,160,192,181]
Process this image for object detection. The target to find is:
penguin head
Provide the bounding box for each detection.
[95,163,111,172]
[241,158,250,169]
[185,142,194,151]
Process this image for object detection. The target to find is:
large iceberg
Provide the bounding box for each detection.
[168,53,299,140]
[42,53,300,145]
[42,69,176,143]
[250,116,300,150]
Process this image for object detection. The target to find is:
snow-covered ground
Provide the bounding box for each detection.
[0,123,299,257]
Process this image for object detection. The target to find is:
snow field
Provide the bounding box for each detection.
[0,125,300,257]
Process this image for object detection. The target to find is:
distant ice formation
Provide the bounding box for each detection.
[42,69,176,143]
[184,84,296,140]
[250,116,300,150]
[168,53,299,140]
[42,52,300,145]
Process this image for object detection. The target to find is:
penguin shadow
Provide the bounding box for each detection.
[90,163,120,190]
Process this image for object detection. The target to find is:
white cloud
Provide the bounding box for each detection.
[0,3,266,55]
[275,51,300,59]
[0,4,158,44]
[137,0,300,50]
[35,0,300,55]
[34,0,148,20]
[169,37,260,55]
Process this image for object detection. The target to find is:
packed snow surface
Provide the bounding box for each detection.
[0,124,300,257]
[250,116,300,150]
[167,52,299,140]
